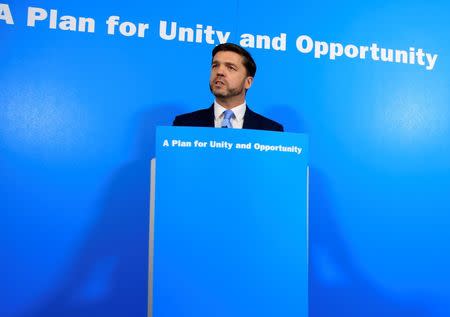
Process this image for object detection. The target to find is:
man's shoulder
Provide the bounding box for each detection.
[173,106,214,127]
[245,108,284,132]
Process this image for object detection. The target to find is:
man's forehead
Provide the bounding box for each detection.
[212,51,244,65]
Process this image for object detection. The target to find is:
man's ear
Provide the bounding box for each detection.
[245,76,254,90]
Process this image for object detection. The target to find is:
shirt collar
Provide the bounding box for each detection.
[214,101,247,120]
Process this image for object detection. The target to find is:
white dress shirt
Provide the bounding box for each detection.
[213,101,246,129]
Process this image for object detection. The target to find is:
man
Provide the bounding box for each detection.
[173,43,284,132]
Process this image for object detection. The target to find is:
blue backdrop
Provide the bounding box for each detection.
[1,0,449,316]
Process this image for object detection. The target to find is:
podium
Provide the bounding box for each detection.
[149,127,309,317]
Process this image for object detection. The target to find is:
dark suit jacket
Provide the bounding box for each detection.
[173,105,283,132]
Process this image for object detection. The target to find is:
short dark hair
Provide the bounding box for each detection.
[212,43,257,77]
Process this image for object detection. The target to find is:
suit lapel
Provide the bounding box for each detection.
[243,106,258,129]
[203,105,215,127]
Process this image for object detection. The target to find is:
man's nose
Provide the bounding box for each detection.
[216,64,225,75]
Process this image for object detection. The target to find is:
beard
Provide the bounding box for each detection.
[209,79,246,99]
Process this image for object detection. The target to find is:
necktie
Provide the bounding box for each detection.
[221,110,234,128]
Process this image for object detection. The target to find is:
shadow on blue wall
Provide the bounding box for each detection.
[19,104,184,317]
[308,168,430,317]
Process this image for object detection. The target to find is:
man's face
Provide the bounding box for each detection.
[209,51,253,102]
